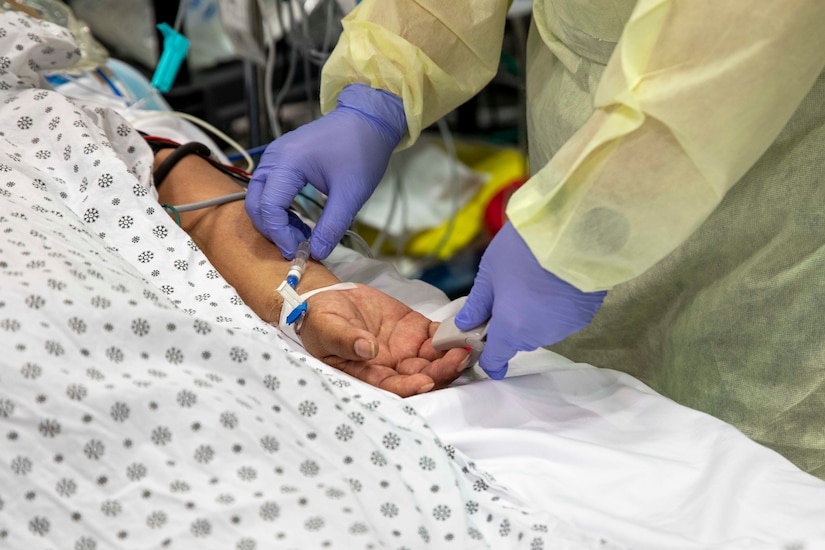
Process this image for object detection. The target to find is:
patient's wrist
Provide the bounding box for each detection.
[150,146,341,325]
[194,201,340,324]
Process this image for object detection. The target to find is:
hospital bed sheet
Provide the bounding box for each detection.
[333,250,825,549]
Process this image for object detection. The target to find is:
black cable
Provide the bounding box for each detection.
[152,141,213,188]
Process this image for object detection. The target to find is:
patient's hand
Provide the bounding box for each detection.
[152,147,465,397]
[299,284,469,397]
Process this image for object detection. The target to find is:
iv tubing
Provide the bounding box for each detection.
[287,240,311,288]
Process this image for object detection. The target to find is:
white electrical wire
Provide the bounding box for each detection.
[129,109,255,173]
[270,1,299,139]
[343,229,374,258]
[295,0,319,118]
[369,166,403,257]
[264,35,282,138]
[173,0,187,33]
[397,161,411,262]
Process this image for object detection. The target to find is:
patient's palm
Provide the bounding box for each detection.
[299,284,466,397]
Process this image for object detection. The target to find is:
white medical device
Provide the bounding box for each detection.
[432,297,488,368]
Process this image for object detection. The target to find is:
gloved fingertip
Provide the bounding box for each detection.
[276,241,296,260]
[310,234,334,260]
[455,307,489,332]
[453,311,474,331]
[479,346,510,380]
[290,224,311,247]
[484,364,508,380]
[264,227,299,259]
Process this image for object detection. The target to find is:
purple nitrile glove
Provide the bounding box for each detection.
[245,83,407,260]
[455,222,607,379]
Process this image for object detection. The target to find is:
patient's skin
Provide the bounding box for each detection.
[153,148,468,396]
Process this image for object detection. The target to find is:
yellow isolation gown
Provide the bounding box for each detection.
[320,0,825,478]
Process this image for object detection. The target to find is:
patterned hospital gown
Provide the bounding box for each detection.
[0,10,624,550]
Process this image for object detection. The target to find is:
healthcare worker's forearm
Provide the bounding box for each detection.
[320,0,512,147]
[508,0,825,292]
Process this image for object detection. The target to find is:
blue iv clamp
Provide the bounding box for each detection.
[151,23,190,93]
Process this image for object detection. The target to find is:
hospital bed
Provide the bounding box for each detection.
[1,9,824,550]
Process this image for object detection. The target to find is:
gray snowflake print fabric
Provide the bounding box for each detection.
[0,10,625,550]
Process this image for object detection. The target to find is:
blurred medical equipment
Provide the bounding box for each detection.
[0,0,108,71]
[62,0,350,150]
[58,0,531,300]
[216,0,354,144]
[68,0,236,71]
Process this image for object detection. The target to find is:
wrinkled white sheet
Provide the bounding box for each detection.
[294,278,825,549]
[411,347,825,549]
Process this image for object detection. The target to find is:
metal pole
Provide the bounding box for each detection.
[244,0,270,148]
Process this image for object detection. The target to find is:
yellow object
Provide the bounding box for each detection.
[511,0,825,291]
[321,2,512,149]
[323,0,825,292]
[404,142,525,260]
[321,0,825,479]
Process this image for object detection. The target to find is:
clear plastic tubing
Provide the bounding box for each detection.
[286,240,311,288]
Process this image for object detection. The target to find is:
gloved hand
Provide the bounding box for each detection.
[455,222,607,379]
[246,83,407,259]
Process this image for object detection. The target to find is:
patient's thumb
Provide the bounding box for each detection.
[353,338,377,359]
[302,318,376,362]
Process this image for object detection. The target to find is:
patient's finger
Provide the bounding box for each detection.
[337,364,435,397]
[393,354,466,391]
[426,348,471,381]
[374,371,435,397]
[417,321,466,361]
[394,357,430,376]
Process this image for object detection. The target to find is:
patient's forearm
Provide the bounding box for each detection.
[153,150,338,323]
[152,146,466,395]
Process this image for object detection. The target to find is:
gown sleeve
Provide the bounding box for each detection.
[507,0,825,291]
[320,0,513,148]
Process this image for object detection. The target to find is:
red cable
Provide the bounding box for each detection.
[144,136,252,178]
[142,136,182,147]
